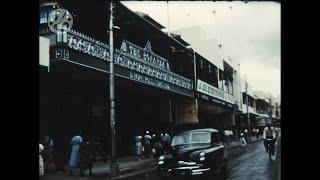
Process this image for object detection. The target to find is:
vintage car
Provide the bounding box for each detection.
[158,128,229,178]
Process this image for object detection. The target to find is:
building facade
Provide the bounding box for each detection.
[39,1,280,165]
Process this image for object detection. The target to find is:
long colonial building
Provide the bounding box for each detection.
[39,0,280,160]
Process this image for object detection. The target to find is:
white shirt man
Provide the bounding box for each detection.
[263,125,276,153]
[263,126,276,140]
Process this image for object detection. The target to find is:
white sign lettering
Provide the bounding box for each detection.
[197,79,235,104]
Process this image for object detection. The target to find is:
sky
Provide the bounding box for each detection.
[121,1,280,98]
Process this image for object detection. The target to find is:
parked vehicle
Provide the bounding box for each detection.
[158,128,229,178]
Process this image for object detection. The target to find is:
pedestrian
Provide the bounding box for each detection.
[44,135,55,172]
[275,127,279,139]
[160,130,171,153]
[68,129,83,176]
[39,143,45,180]
[54,134,67,174]
[234,129,239,140]
[143,131,152,158]
[100,136,108,163]
[224,130,230,145]
[79,136,95,176]
[252,128,256,137]
[153,136,163,157]
[256,128,260,139]
[240,132,247,147]
[244,129,249,142]
[134,134,143,160]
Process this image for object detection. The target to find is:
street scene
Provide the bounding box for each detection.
[39,1,281,180]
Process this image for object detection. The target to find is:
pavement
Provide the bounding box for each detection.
[43,136,264,180]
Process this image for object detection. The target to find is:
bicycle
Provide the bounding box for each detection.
[265,138,275,162]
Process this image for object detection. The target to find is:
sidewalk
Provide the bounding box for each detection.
[43,137,263,180]
[44,156,157,180]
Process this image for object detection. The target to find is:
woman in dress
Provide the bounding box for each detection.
[68,130,83,176]
[39,143,44,180]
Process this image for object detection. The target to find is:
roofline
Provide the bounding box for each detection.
[119,2,191,51]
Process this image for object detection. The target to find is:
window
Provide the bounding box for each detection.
[242,93,246,105]
[211,132,220,144]
[171,132,211,146]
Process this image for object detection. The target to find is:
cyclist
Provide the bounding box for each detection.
[263,123,276,155]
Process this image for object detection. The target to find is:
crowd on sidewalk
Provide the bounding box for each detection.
[39,129,173,179]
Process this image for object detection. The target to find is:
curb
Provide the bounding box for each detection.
[110,167,158,180]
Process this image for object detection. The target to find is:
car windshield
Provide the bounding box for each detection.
[171,132,211,146]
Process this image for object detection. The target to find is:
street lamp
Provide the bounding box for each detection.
[108,0,119,177]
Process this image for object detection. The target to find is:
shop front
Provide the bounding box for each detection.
[196,79,236,131]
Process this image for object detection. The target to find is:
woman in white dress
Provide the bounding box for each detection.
[39,144,44,179]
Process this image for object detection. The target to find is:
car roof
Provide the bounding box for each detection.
[177,128,219,135]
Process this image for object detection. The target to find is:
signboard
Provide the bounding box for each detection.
[120,40,170,70]
[65,31,192,90]
[50,30,194,97]
[39,36,50,70]
[197,79,235,104]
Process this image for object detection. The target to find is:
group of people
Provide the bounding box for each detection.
[39,130,97,178]
[134,130,171,160]
[68,130,96,177]
[221,126,274,148]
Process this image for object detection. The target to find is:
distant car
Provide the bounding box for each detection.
[158,128,229,178]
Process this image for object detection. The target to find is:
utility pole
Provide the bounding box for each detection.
[193,50,199,125]
[245,80,250,143]
[268,97,272,126]
[108,0,119,177]
[166,1,170,36]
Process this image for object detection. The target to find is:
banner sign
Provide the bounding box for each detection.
[61,30,193,93]
[197,79,235,104]
[120,40,170,70]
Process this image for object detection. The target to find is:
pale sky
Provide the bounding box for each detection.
[121,1,280,98]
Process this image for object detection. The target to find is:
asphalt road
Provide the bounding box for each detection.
[128,140,280,180]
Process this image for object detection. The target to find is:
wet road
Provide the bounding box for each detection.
[129,140,280,180]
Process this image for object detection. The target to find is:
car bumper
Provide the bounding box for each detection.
[159,165,211,176]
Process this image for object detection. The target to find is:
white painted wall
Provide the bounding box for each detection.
[174,27,224,70]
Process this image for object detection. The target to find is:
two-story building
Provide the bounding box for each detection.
[40,0,196,158]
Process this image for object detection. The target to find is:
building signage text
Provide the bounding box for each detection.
[120,40,170,70]
[197,79,235,104]
[65,31,192,91]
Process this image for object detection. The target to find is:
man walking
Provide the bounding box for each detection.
[160,130,171,153]
[143,131,152,158]
[134,134,143,160]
